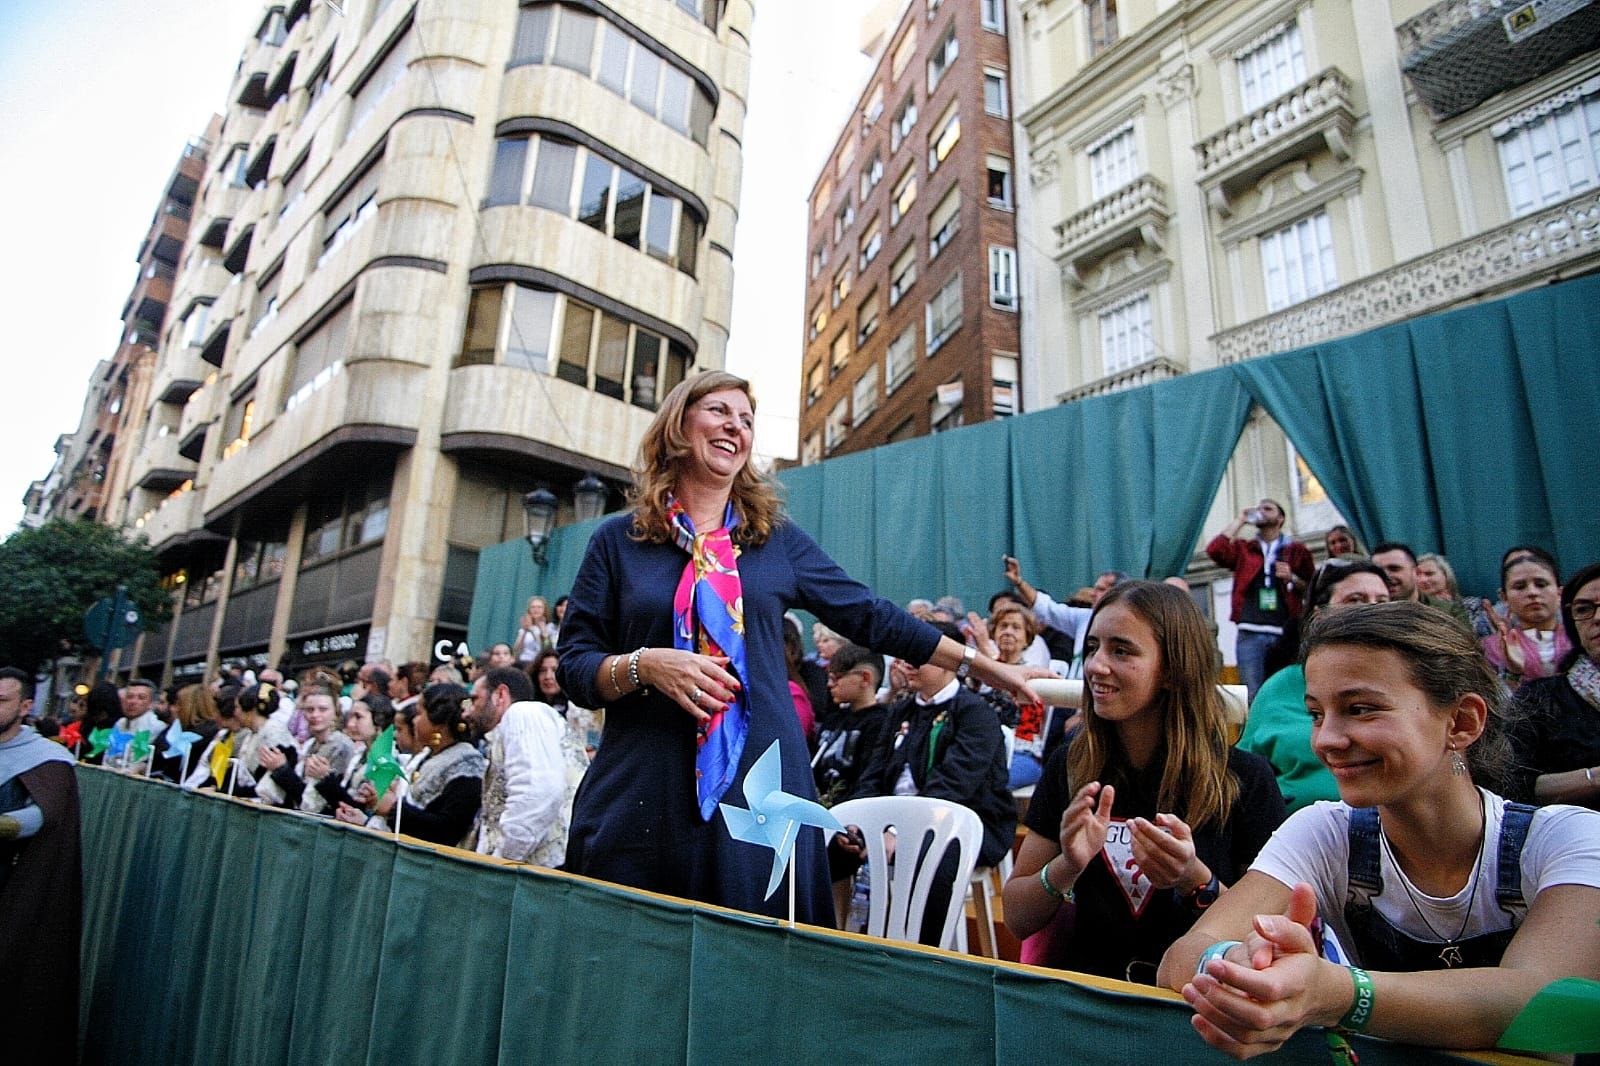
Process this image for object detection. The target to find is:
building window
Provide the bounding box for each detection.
[279,154,307,219]
[806,361,824,406]
[813,178,833,221]
[286,301,351,412]
[886,324,917,391]
[455,283,687,409]
[857,287,881,344]
[1260,210,1337,312]
[992,353,1018,417]
[863,84,885,129]
[1087,0,1118,57]
[981,0,1005,33]
[889,244,918,305]
[810,299,829,340]
[983,69,1009,117]
[486,134,704,276]
[511,4,714,146]
[859,217,883,269]
[890,166,918,225]
[319,158,381,265]
[891,26,918,82]
[303,474,391,563]
[892,93,919,151]
[928,104,961,174]
[930,383,964,433]
[927,22,959,92]
[988,246,1017,310]
[986,156,1013,208]
[830,330,851,377]
[834,195,855,242]
[222,387,255,460]
[802,431,822,465]
[825,396,849,452]
[928,185,961,259]
[832,266,853,308]
[1088,124,1138,199]
[1098,291,1154,374]
[836,137,857,180]
[811,239,828,279]
[1236,21,1306,113]
[1496,87,1600,217]
[853,363,881,422]
[347,30,413,140]
[224,146,251,188]
[250,269,280,337]
[180,302,212,349]
[926,271,963,353]
[860,150,884,199]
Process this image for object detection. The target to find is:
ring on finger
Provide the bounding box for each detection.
[689,686,702,703]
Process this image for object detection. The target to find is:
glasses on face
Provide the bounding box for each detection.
[1572,601,1599,622]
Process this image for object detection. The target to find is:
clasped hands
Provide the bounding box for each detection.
[1057,781,1212,893]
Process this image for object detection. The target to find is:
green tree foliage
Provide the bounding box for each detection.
[0,519,171,671]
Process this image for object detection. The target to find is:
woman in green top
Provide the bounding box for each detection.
[1238,559,1389,813]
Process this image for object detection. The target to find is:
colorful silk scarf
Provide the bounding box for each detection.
[668,496,749,821]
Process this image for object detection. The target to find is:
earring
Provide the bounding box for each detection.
[1449,748,1467,777]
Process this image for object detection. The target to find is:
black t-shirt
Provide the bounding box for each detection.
[1023,743,1285,983]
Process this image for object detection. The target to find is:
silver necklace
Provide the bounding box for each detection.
[1378,796,1487,968]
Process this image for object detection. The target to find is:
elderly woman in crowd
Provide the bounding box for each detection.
[1505,561,1600,810]
[557,371,1039,923]
[1483,546,1570,689]
[1161,602,1600,1058]
[256,675,355,812]
[1416,552,1495,637]
[970,600,1054,787]
[340,683,484,845]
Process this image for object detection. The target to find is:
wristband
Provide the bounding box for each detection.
[1039,861,1073,902]
[1195,940,1241,975]
[1339,967,1375,1032]
[1181,873,1222,911]
[628,648,645,691]
[955,642,977,680]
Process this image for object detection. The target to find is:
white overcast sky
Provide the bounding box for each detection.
[0,0,871,531]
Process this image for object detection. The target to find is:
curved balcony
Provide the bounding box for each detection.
[1195,68,1356,217]
[1054,176,1170,288]
[441,364,652,475]
[177,382,217,461]
[173,260,230,313]
[150,347,209,405]
[131,427,197,492]
[134,484,207,556]
[235,36,277,110]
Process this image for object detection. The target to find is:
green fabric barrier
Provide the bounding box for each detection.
[78,767,1519,1065]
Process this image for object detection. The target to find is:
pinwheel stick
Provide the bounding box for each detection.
[392,779,407,840]
[788,855,797,927]
[226,758,240,797]
[180,748,191,788]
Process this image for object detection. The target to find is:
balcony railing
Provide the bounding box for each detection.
[1055,176,1170,286]
[130,428,197,492]
[1213,189,1600,363]
[1195,68,1356,217]
[1057,356,1185,405]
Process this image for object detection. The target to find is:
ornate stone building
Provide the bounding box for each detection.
[100,0,750,680]
[1009,0,1599,541]
[797,0,1022,462]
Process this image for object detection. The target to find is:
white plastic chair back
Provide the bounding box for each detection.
[830,795,983,949]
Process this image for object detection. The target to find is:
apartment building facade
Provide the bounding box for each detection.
[25,138,209,528]
[101,0,749,681]
[798,0,1023,463]
[1008,0,1600,536]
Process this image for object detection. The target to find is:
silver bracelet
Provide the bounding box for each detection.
[1586,766,1596,787]
[628,648,645,690]
[955,642,977,680]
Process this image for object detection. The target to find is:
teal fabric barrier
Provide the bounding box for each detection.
[470,275,1598,643]
[77,767,1514,1065]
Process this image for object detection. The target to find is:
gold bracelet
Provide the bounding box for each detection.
[607,655,621,698]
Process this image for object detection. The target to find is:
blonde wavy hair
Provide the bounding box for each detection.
[628,371,785,546]
[1067,581,1239,831]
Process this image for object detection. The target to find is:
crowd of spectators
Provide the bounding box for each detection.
[11,502,1600,1057]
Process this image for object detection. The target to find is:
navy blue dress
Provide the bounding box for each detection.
[557,514,941,924]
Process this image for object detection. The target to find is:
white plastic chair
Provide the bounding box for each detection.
[830,796,984,950]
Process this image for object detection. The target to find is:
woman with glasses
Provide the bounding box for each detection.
[1505,561,1600,810]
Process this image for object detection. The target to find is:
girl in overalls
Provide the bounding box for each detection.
[1159,601,1600,1057]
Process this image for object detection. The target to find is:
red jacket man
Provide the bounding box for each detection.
[1205,500,1315,698]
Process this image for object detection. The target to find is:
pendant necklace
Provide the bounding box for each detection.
[1379,794,1487,968]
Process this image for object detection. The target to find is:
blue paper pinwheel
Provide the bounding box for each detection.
[106,729,133,760]
[719,739,844,900]
[163,719,203,769]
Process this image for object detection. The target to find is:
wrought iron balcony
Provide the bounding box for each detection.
[1054,176,1170,287]
[1195,68,1356,217]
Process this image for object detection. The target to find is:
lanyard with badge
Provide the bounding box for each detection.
[1258,535,1283,613]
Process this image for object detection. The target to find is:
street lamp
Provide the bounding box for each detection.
[522,487,559,565]
[573,473,608,523]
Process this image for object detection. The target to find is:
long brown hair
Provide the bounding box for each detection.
[1067,581,1238,831]
[627,370,784,546]
[174,684,219,729]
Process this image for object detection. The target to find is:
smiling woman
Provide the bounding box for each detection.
[1160,601,1600,1059]
[556,371,1042,923]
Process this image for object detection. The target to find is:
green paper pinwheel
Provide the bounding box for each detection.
[719,739,843,900]
[88,727,113,758]
[362,725,405,798]
[129,729,153,764]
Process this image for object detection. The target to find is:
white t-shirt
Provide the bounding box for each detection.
[1251,790,1600,967]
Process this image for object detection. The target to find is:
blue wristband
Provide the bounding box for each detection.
[1195,940,1242,975]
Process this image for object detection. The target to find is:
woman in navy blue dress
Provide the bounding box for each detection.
[557,371,1040,924]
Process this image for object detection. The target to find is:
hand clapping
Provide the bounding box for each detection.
[1129,812,1209,892]
[1057,781,1115,881]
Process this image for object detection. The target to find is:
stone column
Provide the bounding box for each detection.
[267,501,308,667]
